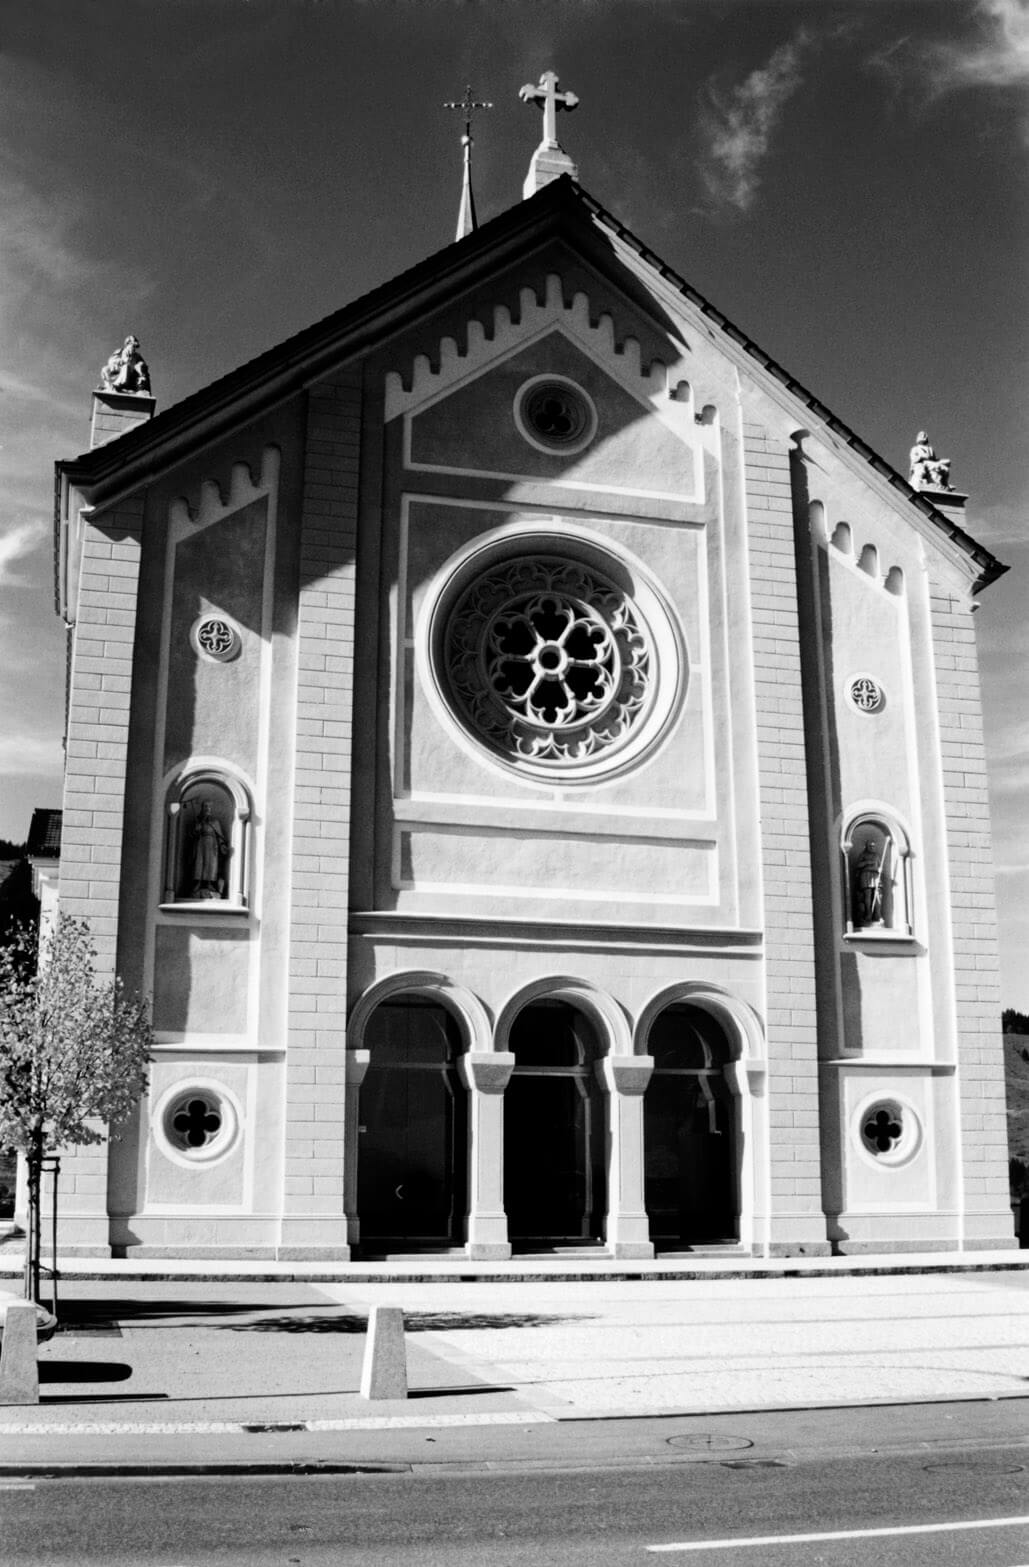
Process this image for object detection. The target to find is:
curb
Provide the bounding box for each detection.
[0,1461,412,1479]
[0,1260,1027,1285]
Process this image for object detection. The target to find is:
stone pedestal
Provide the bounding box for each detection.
[89,389,155,450]
[599,1055,655,1258]
[459,1051,516,1258]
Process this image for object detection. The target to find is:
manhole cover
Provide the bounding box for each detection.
[666,1434,753,1453]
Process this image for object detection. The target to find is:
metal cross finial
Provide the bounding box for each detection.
[518,70,578,147]
[444,84,493,142]
[444,86,492,240]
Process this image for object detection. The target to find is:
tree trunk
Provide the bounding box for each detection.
[23,1137,43,1304]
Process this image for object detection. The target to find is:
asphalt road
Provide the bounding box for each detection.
[4,1442,1028,1566]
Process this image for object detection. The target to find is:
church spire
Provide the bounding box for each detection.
[518,70,579,197]
[444,86,493,241]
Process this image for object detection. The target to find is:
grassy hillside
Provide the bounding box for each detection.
[1004,1032,1029,1197]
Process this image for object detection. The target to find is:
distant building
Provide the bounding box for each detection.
[48,87,1013,1260]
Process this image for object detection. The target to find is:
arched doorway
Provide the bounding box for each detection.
[503,1000,606,1247]
[643,1004,737,1247]
[357,998,468,1251]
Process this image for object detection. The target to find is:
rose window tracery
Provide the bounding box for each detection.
[442,557,657,774]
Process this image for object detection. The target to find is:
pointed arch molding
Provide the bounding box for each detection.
[384,272,694,439]
[494,975,633,1057]
[347,970,494,1054]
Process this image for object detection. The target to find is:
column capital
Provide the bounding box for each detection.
[459,1051,516,1094]
[598,1055,654,1096]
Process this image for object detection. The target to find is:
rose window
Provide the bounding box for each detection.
[442,558,657,774]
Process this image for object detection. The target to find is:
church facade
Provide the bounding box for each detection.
[50,140,1014,1259]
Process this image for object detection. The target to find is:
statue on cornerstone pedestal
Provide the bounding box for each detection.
[98,334,151,395]
[191,801,230,899]
[909,431,952,492]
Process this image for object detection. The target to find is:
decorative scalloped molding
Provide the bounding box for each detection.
[817,510,906,598]
[384,272,691,427]
[169,447,280,533]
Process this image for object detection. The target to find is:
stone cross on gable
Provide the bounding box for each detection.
[519,71,578,148]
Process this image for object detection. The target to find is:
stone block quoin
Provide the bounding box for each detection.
[929,585,1009,1222]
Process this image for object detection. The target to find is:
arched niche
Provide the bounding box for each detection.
[162,766,251,909]
[841,809,914,936]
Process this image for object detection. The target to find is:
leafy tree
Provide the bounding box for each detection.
[0,859,39,950]
[1002,1009,1029,1034]
[0,916,152,1304]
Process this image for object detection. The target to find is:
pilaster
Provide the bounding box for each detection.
[744,426,829,1255]
[279,370,362,1258]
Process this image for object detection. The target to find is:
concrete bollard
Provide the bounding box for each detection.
[0,1302,40,1406]
[359,1305,407,1400]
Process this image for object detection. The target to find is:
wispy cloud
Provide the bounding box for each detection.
[926,0,1029,94]
[697,31,813,213]
[0,519,48,586]
[870,1,1029,142]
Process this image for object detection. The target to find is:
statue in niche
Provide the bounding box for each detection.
[854,836,886,928]
[98,334,151,395]
[909,431,952,492]
[190,800,230,899]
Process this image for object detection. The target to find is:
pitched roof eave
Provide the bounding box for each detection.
[55,176,1006,595]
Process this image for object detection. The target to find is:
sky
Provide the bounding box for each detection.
[1,0,1026,999]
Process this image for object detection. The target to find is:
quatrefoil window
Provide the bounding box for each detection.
[172,1096,222,1149]
[514,377,597,455]
[191,615,241,663]
[848,675,884,714]
[863,1106,902,1154]
[857,1097,919,1166]
[163,1088,232,1158]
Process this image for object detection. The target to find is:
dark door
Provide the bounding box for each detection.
[357,1000,467,1249]
[504,1001,606,1245]
[644,1005,737,1246]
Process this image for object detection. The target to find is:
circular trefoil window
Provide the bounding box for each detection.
[515,377,597,455]
[442,556,655,775]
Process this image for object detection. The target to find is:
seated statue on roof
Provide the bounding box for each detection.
[98,334,151,395]
[909,431,952,492]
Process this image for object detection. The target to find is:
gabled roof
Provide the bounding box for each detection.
[56,176,1005,592]
[26,808,62,859]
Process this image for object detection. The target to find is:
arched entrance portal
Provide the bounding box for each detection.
[644,1004,737,1247]
[357,999,468,1251]
[504,1001,606,1247]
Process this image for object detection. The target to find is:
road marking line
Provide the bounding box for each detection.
[646,1515,1029,1552]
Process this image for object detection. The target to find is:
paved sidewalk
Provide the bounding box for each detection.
[0,1263,1026,1474]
